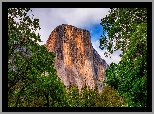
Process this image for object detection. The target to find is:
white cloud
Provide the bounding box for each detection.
[92,40,122,65]
[48,8,110,28]
[29,8,110,45]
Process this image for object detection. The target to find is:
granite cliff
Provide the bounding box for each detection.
[46,24,109,92]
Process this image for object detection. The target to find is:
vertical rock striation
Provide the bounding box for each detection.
[46,24,109,92]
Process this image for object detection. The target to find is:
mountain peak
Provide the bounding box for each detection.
[46,24,108,93]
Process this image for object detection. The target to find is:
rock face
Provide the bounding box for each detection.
[46,24,109,92]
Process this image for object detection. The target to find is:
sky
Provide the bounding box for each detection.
[27,8,122,65]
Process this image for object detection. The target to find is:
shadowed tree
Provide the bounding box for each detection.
[8,8,68,107]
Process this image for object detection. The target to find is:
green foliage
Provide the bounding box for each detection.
[8,8,68,107]
[99,85,126,107]
[100,8,147,107]
[66,85,82,107]
[105,63,119,90]
[79,85,98,107]
[65,84,126,107]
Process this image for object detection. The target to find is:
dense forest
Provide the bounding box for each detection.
[8,8,147,107]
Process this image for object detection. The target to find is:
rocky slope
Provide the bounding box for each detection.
[46,24,109,92]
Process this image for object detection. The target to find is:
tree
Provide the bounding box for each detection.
[8,8,41,91]
[104,62,119,90]
[65,83,126,107]
[8,8,68,107]
[66,84,81,107]
[100,8,147,107]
